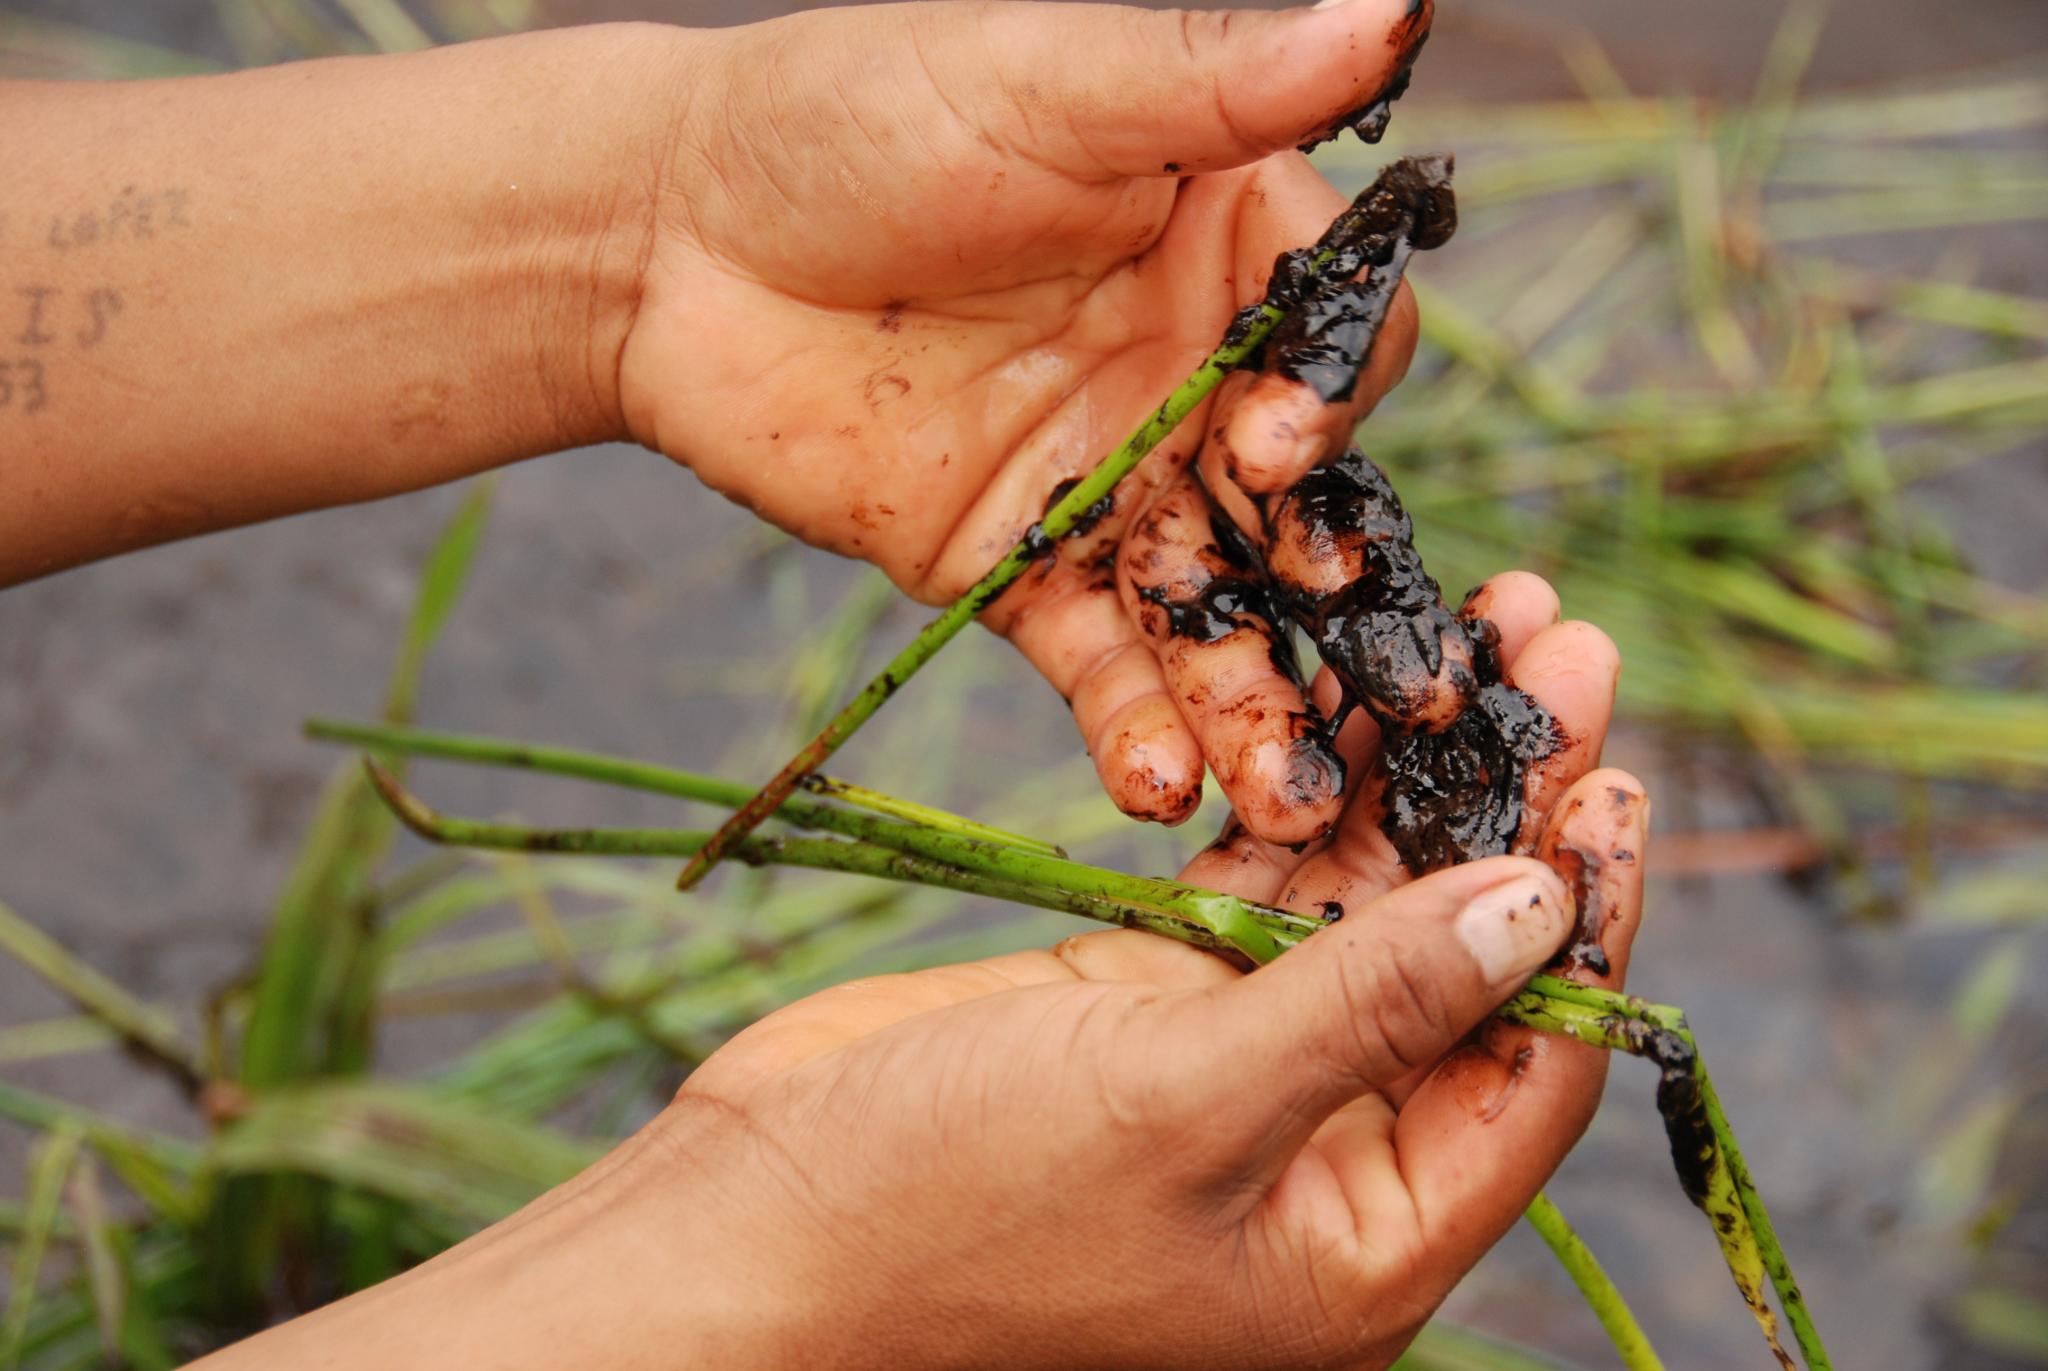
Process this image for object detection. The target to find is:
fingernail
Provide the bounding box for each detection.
[1456,871,1571,987]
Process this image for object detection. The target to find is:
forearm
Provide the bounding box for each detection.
[0,24,689,585]
[190,1118,810,1370]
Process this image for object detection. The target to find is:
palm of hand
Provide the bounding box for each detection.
[624,17,1251,602]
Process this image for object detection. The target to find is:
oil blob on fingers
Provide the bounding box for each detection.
[1118,478,1346,846]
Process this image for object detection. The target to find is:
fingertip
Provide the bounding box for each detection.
[1536,768,1651,986]
[1519,619,1621,684]
[1565,766,1648,811]
[1459,570,1561,666]
[1089,693,1206,826]
[1221,373,1340,493]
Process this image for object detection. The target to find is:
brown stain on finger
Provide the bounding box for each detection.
[1537,787,1648,978]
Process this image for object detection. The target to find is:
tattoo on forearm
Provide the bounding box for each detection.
[40,185,192,251]
[0,359,47,414]
[0,185,188,415]
[4,284,128,415]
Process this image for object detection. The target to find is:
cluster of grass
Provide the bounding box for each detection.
[1,2,2044,1367]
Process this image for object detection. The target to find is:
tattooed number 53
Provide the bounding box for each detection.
[0,359,48,414]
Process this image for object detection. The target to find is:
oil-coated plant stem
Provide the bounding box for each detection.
[1497,995,1824,1370]
[1700,1071,1830,1370]
[357,759,1824,1370]
[364,767,1668,1369]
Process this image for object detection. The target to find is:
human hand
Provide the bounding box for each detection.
[619,0,1432,843]
[613,574,1643,1368]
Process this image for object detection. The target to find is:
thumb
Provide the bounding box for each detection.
[951,0,1434,179]
[1154,857,1573,1180]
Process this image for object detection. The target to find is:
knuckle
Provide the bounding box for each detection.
[1356,936,1457,1077]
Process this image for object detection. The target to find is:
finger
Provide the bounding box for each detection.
[1140,855,1575,1185]
[1459,570,1560,666]
[1002,571,1206,826]
[1119,474,1346,846]
[1503,619,1622,851]
[1221,282,1420,494]
[1263,571,1567,919]
[950,0,1435,180]
[1178,812,1305,905]
[1535,770,1651,986]
[1191,156,1421,494]
[1384,769,1650,1276]
[1176,664,1385,899]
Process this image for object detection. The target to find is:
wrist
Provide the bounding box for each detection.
[505,22,707,451]
[194,1112,826,1370]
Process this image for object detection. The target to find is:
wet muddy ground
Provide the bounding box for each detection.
[4,1,2047,1365]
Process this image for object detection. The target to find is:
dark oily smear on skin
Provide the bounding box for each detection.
[1136,571,1344,801]
[1222,152,1456,382]
[1042,477,1116,538]
[1253,447,1559,874]
[1543,824,1615,977]
[1136,577,1276,644]
[1264,157,1457,403]
[1297,0,1432,153]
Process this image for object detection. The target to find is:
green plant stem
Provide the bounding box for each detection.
[364,764,1282,960]
[318,722,1321,954]
[799,773,1064,857]
[1523,1192,1667,1371]
[1496,996,1827,1370]
[1700,1072,1830,1370]
[309,718,1055,859]
[672,300,1288,891]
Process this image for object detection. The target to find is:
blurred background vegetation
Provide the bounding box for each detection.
[1,0,2045,1366]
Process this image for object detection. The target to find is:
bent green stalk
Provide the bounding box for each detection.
[317,720,1317,956]
[308,717,1004,844]
[364,764,1279,959]
[799,774,1064,858]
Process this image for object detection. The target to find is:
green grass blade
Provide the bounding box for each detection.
[206,1082,600,1224]
[1395,1320,1585,1370]
[0,1123,85,1370]
[384,477,495,724]
[0,899,203,1088]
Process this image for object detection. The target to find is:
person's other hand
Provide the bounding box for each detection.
[617,572,1643,1368]
[619,0,1430,844]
